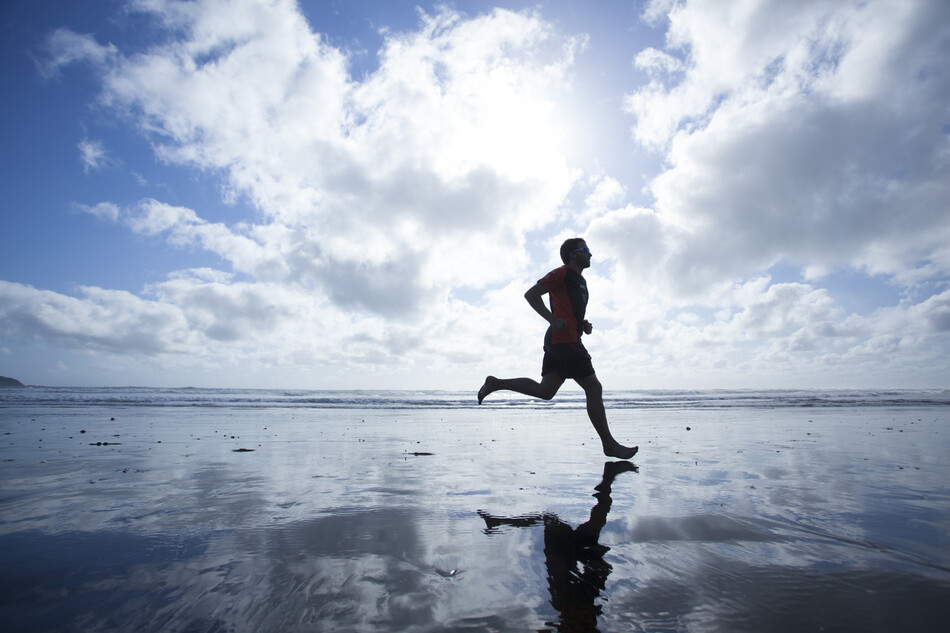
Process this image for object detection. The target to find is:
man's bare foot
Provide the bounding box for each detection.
[603,443,638,460]
[477,376,498,404]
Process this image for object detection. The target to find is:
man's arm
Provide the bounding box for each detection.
[524,282,567,331]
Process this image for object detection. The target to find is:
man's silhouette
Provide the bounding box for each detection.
[478,238,637,459]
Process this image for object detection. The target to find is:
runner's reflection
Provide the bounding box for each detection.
[479,461,637,632]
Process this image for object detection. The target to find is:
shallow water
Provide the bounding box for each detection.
[1,404,948,632]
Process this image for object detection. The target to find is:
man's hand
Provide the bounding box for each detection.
[582,320,593,335]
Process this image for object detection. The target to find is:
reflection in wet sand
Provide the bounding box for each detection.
[2,404,949,632]
[479,461,638,632]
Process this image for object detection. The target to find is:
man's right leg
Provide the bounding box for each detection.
[478,372,564,404]
[574,373,638,459]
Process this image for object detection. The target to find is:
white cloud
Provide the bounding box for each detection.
[8,0,948,388]
[633,47,683,76]
[38,28,117,79]
[587,0,950,385]
[909,289,950,334]
[78,139,116,173]
[0,280,194,355]
[76,201,121,222]
[72,1,582,318]
[619,0,950,298]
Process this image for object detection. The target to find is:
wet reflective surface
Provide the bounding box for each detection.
[480,460,637,631]
[1,405,948,631]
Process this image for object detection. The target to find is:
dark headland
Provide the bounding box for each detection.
[0,376,24,387]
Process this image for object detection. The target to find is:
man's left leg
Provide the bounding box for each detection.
[574,374,638,459]
[478,372,564,404]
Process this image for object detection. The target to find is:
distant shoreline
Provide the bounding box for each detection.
[1,385,947,411]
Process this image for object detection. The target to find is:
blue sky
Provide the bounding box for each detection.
[1,0,948,389]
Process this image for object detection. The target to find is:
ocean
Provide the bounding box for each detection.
[2,385,948,409]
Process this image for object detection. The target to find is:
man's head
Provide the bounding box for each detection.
[560,237,590,268]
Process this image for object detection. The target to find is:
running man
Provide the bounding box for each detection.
[478,238,638,459]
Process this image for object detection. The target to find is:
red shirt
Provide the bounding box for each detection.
[538,266,588,344]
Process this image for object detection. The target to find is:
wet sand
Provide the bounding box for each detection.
[1,404,949,632]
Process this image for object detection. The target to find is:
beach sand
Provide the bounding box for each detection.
[1,403,949,632]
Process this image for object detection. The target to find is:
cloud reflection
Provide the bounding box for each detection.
[0,506,443,632]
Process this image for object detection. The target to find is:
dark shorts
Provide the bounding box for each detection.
[541,341,595,380]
